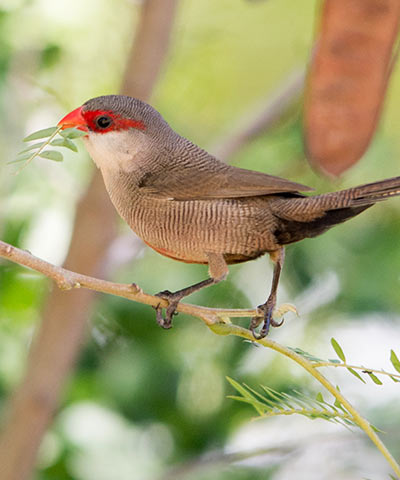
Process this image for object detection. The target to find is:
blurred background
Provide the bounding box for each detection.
[0,0,400,479]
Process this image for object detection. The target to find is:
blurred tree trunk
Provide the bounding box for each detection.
[0,1,178,479]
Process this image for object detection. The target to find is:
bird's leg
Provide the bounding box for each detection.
[155,278,215,329]
[154,253,228,329]
[250,247,285,339]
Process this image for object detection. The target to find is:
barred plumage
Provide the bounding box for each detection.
[59,94,400,337]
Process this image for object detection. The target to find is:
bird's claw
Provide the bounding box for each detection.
[154,290,181,330]
[249,302,285,339]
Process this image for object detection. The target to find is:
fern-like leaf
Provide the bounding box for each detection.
[227,378,358,429]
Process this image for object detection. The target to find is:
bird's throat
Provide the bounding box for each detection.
[84,130,151,174]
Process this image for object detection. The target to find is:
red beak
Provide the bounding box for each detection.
[58,106,88,131]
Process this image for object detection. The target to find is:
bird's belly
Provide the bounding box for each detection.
[143,240,208,264]
[127,197,278,263]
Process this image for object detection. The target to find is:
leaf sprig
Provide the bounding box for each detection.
[10,125,87,173]
[290,338,400,385]
[227,377,358,429]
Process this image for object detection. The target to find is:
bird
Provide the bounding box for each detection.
[58,94,400,338]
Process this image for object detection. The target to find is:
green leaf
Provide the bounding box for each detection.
[249,385,277,407]
[226,377,248,396]
[390,350,400,374]
[289,347,324,362]
[59,127,87,139]
[316,392,324,403]
[328,359,341,364]
[370,424,385,433]
[366,372,383,385]
[331,338,346,362]
[226,377,264,415]
[18,142,46,154]
[23,126,58,142]
[347,367,366,383]
[334,398,342,409]
[8,154,33,164]
[50,138,78,152]
[389,375,400,383]
[39,150,63,162]
[226,396,267,410]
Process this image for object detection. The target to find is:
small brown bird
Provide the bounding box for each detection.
[59,95,400,338]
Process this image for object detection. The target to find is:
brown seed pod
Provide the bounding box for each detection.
[304,0,400,176]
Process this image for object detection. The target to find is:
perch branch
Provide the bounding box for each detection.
[1,239,399,478]
[0,240,258,326]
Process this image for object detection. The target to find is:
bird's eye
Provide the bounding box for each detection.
[95,115,113,129]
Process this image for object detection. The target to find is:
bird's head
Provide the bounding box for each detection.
[58,95,172,172]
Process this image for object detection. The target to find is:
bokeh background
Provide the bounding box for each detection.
[0,1,400,479]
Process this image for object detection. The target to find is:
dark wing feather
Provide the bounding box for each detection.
[139,157,313,201]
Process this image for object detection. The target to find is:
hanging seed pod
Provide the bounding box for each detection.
[304,0,400,176]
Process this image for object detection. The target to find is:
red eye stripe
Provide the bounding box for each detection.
[82,109,146,133]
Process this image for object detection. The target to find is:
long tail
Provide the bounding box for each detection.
[272,176,400,245]
[317,176,400,208]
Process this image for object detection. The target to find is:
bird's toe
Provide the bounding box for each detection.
[154,290,183,330]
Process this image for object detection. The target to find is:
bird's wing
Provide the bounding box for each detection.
[138,161,313,200]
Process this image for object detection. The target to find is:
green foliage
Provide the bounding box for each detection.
[59,128,88,139]
[227,377,358,428]
[291,340,400,385]
[11,126,86,171]
[331,337,346,362]
[38,150,63,162]
[23,126,59,142]
[390,350,400,374]
[50,138,78,152]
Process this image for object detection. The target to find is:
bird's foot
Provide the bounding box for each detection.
[250,302,281,339]
[250,302,297,339]
[154,290,182,329]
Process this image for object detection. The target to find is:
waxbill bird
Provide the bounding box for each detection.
[58,95,400,338]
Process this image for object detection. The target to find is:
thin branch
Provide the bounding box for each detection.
[210,323,400,478]
[0,240,258,326]
[1,239,399,478]
[312,361,400,381]
[211,69,305,162]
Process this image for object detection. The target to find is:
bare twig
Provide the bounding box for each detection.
[211,69,305,162]
[0,240,258,326]
[0,2,178,479]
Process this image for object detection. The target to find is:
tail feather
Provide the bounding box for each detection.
[275,176,400,218]
[272,176,400,246]
[342,176,400,207]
